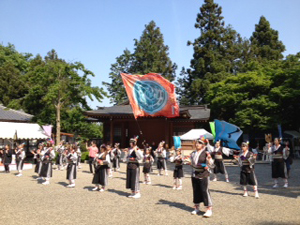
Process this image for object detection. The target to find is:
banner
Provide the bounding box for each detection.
[121,73,179,118]
[42,125,52,138]
[173,136,181,150]
[209,122,216,140]
[215,120,243,150]
[277,124,282,139]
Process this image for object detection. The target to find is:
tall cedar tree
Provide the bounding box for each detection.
[104,20,177,105]
[250,16,285,61]
[179,0,242,105]
[132,20,177,81]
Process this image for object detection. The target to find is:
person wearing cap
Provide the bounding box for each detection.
[112,143,122,172]
[15,144,26,177]
[189,137,214,218]
[92,144,111,192]
[268,138,289,188]
[154,141,168,176]
[126,136,143,198]
[209,140,231,182]
[233,142,259,198]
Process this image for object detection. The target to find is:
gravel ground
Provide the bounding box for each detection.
[1,160,300,225]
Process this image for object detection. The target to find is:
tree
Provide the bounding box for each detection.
[102,49,134,105]
[250,16,285,61]
[0,44,31,107]
[179,0,242,105]
[132,20,177,81]
[21,50,106,143]
[206,70,277,133]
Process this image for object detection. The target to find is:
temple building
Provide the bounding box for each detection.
[85,102,210,148]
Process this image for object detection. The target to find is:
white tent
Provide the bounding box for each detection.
[284,130,300,138]
[0,122,49,139]
[180,129,214,141]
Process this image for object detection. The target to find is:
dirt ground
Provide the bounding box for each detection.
[1,160,300,225]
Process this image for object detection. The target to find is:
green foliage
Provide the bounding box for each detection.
[103,49,133,105]
[81,151,89,162]
[0,47,105,141]
[0,44,31,106]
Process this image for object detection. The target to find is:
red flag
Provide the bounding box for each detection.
[121,73,179,118]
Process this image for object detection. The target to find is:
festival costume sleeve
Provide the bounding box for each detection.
[135,149,143,161]
[20,151,26,160]
[283,148,290,160]
[222,147,231,157]
[50,150,56,159]
[206,144,214,153]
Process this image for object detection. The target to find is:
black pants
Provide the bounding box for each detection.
[4,164,9,172]
[191,177,212,207]
[89,157,96,173]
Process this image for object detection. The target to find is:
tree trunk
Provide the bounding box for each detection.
[56,104,61,145]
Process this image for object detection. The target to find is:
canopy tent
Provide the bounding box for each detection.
[179,129,214,141]
[0,122,49,139]
[284,130,300,138]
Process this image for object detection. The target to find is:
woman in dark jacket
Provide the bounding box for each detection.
[2,145,13,173]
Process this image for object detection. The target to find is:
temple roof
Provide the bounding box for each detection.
[0,105,33,122]
[85,105,210,121]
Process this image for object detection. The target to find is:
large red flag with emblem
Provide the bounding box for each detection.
[121,73,179,118]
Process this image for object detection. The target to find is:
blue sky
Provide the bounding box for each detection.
[1,0,299,109]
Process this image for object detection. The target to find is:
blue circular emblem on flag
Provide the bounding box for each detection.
[133,80,168,114]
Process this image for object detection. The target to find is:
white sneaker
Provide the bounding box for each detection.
[99,188,105,192]
[36,177,43,180]
[283,183,288,188]
[172,186,177,190]
[16,174,22,177]
[42,181,50,185]
[243,192,248,197]
[226,179,229,183]
[273,184,278,188]
[191,208,200,215]
[211,178,217,182]
[147,182,151,185]
[203,209,212,218]
[255,191,259,199]
[143,181,147,184]
[92,187,99,191]
[157,174,161,176]
[177,186,182,190]
[132,193,141,199]
[128,194,134,198]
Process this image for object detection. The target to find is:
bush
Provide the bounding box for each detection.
[81,151,89,162]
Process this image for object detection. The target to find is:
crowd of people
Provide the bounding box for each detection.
[0,135,293,218]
